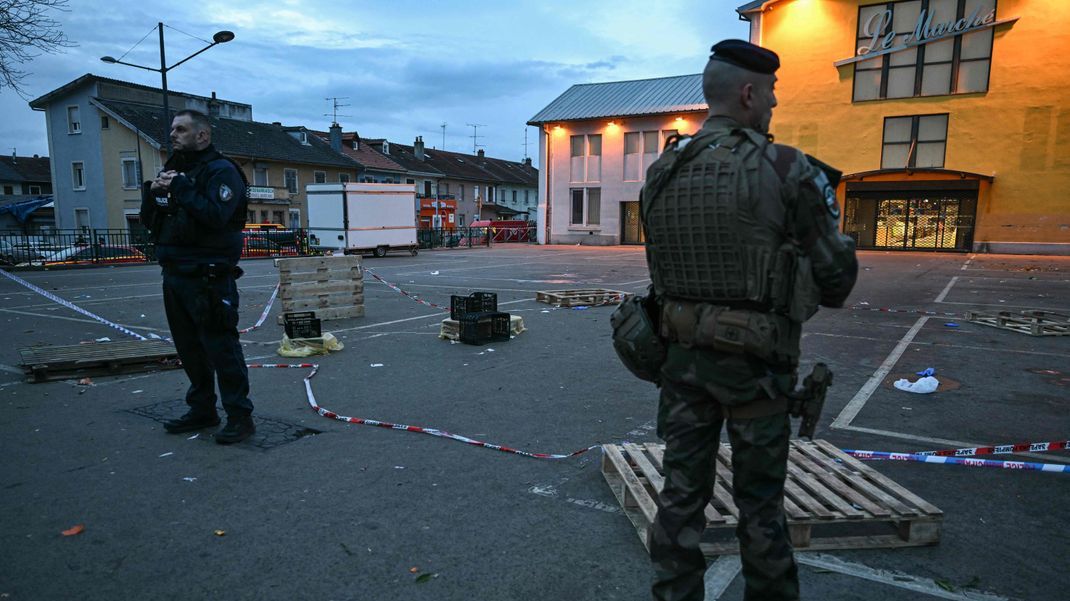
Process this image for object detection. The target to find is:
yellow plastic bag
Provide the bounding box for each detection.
[277,332,344,357]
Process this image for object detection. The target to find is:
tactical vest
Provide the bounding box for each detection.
[155,150,249,249]
[642,129,793,311]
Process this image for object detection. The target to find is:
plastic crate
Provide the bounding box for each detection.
[458,312,511,345]
[450,292,498,320]
[283,311,321,338]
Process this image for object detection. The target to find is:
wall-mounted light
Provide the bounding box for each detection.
[607,121,620,132]
[674,117,685,123]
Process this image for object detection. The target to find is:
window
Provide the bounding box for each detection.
[289,209,301,228]
[259,210,269,223]
[74,208,90,230]
[442,183,450,196]
[623,131,661,181]
[881,114,949,168]
[314,171,327,184]
[854,0,995,101]
[569,188,601,226]
[512,190,517,204]
[71,162,85,190]
[284,169,298,194]
[272,210,285,224]
[100,116,109,130]
[28,185,41,195]
[339,173,350,183]
[254,166,269,186]
[459,214,466,227]
[459,184,465,201]
[121,158,141,189]
[570,134,602,182]
[247,210,256,223]
[488,186,495,203]
[2,185,12,195]
[67,106,81,134]
[524,189,530,204]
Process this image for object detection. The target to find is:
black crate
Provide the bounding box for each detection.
[458,312,510,345]
[283,311,321,339]
[450,292,498,320]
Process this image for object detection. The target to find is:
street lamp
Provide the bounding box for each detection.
[101,23,234,153]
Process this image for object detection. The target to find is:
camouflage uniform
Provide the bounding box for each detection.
[645,116,858,601]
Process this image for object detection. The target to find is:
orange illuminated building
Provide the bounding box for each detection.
[738,0,1070,254]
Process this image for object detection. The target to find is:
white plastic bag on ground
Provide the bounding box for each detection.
[893,375,940,394]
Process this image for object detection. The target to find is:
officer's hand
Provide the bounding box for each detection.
[153,170,178,192]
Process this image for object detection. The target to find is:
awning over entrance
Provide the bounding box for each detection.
[840,169,993,252]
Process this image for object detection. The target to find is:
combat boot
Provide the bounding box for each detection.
[215,415,255,445]
[164,410,221,434]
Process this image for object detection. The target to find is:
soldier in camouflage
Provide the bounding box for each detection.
[643,40,858,600]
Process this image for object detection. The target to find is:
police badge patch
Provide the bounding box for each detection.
[219,184,233,202]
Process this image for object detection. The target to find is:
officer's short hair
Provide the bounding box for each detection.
[174,109,211,134]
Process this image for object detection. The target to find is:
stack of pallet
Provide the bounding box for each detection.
[275,255,365,324]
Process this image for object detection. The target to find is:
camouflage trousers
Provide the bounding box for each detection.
[650,378,799,601]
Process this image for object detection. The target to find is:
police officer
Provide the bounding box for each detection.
[641,41,858,600]
[140,109,255,445]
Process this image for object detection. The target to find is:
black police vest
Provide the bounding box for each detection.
[155,149,248,252]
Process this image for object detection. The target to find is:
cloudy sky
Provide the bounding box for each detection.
[1,0,748,165]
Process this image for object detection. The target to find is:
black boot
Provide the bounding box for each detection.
[164,410,220,434]
[215,415,255,445]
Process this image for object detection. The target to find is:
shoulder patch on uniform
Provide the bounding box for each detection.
[809,168,839,218]
[219,183,233,203]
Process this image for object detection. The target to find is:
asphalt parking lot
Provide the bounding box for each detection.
[0,245,1067,601]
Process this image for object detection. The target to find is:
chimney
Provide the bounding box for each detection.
[524,157,532,166]
[272,121,282,126]
[414,136,425,161]
[477,148,485,159]
[329,123,343,153]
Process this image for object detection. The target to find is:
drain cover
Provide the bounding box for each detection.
[127,398,321,451]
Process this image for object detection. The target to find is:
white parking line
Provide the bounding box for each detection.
[705,556,742,599]
[831,316,929,429]
[797,553,1013,600]
[934,276,959,303]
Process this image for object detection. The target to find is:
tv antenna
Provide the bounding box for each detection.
[522,128,530,160]
[466,123,486,154]
[440,122,447,150]
[324,97,351,124]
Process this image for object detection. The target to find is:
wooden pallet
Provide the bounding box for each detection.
[535,288,627,307]
[965,309,1069,336]
[275,255,365,324]
[19,339,179,383]
[602,440,942,556]
[439,315,526,340]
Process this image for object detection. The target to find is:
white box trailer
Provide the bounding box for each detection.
[306,183,418,257]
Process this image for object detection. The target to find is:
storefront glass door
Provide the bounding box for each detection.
[620,201,645,245]
[844,193,975,251]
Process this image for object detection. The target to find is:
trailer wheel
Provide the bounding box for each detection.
[373,246,388,258]
[410,248,418,256]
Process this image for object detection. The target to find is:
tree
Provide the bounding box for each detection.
[0,0,75,96]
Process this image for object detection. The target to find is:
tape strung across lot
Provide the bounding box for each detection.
[1,268,149,340]
[849,305,961,317]
[364,268,450,312]
[844,449,1070,473]
[3,266,1059,465]
[912,439,1070,458]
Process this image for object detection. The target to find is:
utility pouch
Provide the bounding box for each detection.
[769,242,796,314]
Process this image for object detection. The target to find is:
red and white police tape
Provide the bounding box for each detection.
[912,439,1070,458]
[3,266,1065,467]
[843,449,1070,473]
[849,305,961,318]
[363,268,450,312]
[239,283,279,334]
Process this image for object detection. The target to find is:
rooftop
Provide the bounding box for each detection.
[528,74,706,125]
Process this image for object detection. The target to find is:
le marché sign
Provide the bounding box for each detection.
[834,4,1019,67]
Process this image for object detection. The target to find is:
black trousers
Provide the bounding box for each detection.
[162,268,253,418]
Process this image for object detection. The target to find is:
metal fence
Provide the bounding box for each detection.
[0,228,312,267]
[0,224,537,267]
[417,224,537,249]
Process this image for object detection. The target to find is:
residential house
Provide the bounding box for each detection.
[29,74,359,233]
[528,75,706,244]
[312,124,409,185]
[0,154,52,197]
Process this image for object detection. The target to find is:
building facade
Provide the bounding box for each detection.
[739,0,1070,254]
[29,75,359,232]
[528,75,707,245]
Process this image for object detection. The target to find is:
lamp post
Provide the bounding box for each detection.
[101,23,234,154]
